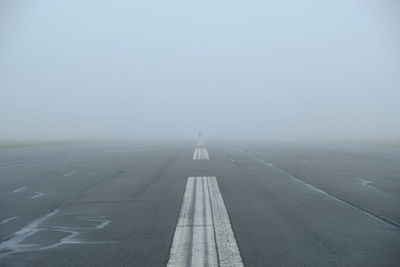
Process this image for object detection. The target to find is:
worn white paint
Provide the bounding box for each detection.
[192,148,210,160]
[0,216,18,225]
[23,162,45,168]
[252,155,399,229]
[167,177,243,267]
[30,192,44,199]
[0,212,116,258]
[13,186,27,193]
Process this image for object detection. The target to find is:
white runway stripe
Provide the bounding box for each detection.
[167,177,243,267]
[203,149,209,160]
[192,148,210,160]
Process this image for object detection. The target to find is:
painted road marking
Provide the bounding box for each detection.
[192,148,210,160]
[63,171,75,177]
[203,149,209,159]
[0,212,116,257]
[30,192,44,199]
[167,177,243,267]
[13,186,27,193]
[0,216,18,225]
[88,172,96,176]
[359,179,379,191]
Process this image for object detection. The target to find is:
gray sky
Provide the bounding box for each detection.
[1,0,399,141]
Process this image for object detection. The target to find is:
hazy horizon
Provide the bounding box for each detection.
[1,0,399,142]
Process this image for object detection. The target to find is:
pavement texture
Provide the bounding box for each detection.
[0,140,399,266]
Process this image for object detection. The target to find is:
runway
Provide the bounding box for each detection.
[0,140,399,266]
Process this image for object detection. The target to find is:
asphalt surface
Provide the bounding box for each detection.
[0,140,399,266]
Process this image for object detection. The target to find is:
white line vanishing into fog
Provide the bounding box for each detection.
[167,177,243,267]
[63,171,75,177]
[88,172,96,176]
[13,186,27,193]
[192,148,210,160]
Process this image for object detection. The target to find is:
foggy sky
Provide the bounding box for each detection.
[1,0,399,141]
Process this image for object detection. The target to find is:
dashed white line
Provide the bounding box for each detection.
[51,216,113,230]
[192,148,210,160]
[30,192,44,199]
[13,186,27,193]
[167,177,243,267]
[63,171,75,177]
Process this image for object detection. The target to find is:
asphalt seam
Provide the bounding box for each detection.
[246,151,400,230]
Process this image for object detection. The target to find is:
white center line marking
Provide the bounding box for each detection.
[88,172,96,176]
[359,179,379,191]
[63,171,75,177]
[193,148,199,160]
[13,186,27,193]
[192,148,210,161]
[167,177,243,267]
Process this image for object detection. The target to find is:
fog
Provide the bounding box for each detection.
[1,0,399,142]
